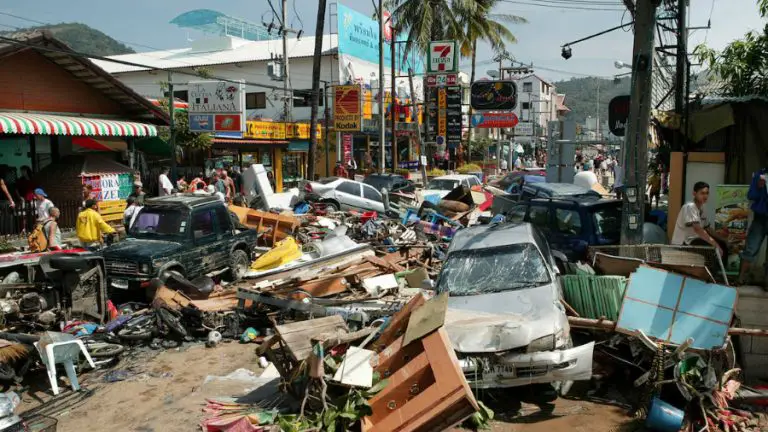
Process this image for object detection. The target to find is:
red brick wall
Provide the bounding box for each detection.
[0,50,125,115]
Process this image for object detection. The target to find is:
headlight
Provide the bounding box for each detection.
[140,263,151,274]
[527,335,556,353]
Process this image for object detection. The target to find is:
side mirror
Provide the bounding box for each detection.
[422,279,435,290]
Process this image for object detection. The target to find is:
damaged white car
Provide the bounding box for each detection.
[434,222,594,394]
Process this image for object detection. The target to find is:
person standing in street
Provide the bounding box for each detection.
[347,157,358,180]
[738,169,768,285]
[45,207,62,250]
[500,157,508,174]
[34,188,53,221]
[671,181,727,257]
[189,172,206,192]
[221,170,235,199]
[76,199,115,249]
[158,166,173,196]
[333,162,348,178]
[129,182,146,206]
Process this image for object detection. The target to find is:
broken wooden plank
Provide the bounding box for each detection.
[402,292,448,346]
[274,277,349,299]
[370,294,426,352]
[275,315,348,362]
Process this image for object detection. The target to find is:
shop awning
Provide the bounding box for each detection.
[0,113,158,137]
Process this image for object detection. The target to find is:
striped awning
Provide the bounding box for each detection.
[0,113,158,137]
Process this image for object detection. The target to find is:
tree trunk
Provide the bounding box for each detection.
[308,0,327,181]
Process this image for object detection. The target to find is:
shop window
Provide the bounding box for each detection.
[282,152,304,185]
[293,89,323,107]
[246,92,267,109]
[163,90,188,101]
[523,82,533,93]
[522,102,530,110]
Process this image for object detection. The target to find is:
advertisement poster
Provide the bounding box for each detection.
[714,184,750,273]
[470,81,518,111]
[187,80,245,133]
[334,85,362,131]
[342,134,353,164]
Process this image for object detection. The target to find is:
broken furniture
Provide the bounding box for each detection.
[229,206,300,247]
[35,332,95,395]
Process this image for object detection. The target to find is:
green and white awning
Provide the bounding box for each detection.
[0,113,157,137]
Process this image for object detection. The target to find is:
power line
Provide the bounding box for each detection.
[703,0,716,43]
[498,0,625,11]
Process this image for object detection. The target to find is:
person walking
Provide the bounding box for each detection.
[129,182,146,206]
[647,169,662,209]
[158,166,173,196]
[76,199,115,249]
[671,181,727,257]
[123,196,142,230]
[221,170,236,199]
[189,172,206,192]
[333,162,348,178]
[347,157,358,179]
[34,188,53,221]
[738,169,768,285]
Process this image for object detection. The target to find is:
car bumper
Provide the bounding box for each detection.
[457,342,594,389]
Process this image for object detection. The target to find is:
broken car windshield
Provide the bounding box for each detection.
[427,179,459,190]
[437,243,551,296]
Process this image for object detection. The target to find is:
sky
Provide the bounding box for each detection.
[0,0,765,82]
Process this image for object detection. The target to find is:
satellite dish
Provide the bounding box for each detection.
[487,70,499,78]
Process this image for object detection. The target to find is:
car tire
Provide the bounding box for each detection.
[323,201,339,212]
[228,249,250,282]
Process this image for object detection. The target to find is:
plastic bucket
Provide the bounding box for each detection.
[645,397,684,432]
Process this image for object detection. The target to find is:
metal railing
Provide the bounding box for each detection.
[0,200,81,236]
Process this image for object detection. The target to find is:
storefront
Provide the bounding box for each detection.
[0,31,169,233]
[210,120,321,192]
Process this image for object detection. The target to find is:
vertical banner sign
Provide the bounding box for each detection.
[342,134,353,164]
[714,184,751,273]
[437,88,447,146]
[334,85,362,131]
[425,86,438,142]
[188,81,246,133]
[446,86,463,149]
[428,41,458,73]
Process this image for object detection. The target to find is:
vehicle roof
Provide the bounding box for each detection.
[524,182,595,194]
[145,194,221,208]
[434,174,476,180]
[528,197,621,207]
[448,222,539,252]
[366,173,403,179]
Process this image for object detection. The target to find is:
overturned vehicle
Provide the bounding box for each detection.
[433,222,594,394]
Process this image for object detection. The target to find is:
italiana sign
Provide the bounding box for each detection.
[428,41,457,74]
[188,81,245,133]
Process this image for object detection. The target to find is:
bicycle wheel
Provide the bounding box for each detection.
[157,308,188,338]
[87,342,126,358]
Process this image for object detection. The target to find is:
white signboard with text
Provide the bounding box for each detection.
[514,122,534,136]
[187,81,246,133]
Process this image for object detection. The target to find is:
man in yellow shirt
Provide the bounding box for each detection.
[76,199,115,249]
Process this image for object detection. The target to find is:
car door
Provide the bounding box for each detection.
[526,204,553,236]
[335,181,363,209]
[213,205,234,270]
[362,184,386,212]
[549,204,587,260]
[190,207,218,277]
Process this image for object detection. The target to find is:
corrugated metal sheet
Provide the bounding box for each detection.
[562,275,626,321]
[92,35,339,74]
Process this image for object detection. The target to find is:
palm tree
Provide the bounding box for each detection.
[387,0,467,56]
[458,0,526,142]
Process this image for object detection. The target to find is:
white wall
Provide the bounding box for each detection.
[511,75,556,137]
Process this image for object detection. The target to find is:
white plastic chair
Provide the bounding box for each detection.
[34,339,95,395]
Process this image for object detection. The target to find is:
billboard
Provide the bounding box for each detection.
[334,85,362,131]
[446,86,462,148]
[187,81,245,133]
[428,40,458,73]
[336,3,423,74]
[470,81,518,111]
[608,95,630,137]
[471,112,519,128]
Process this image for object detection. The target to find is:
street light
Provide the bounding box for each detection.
[614,60,631,69]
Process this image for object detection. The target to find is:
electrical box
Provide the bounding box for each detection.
[267,61,283,81]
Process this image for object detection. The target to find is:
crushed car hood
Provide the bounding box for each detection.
[444,286,563,353]
[101,239,183,261]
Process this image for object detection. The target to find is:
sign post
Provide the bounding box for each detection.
[187,81,246,133]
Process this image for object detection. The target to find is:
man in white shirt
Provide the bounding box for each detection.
[34,188,54,221]
[514,155,523,170]
[500,158,508,173]
[158,166,173,196]
[671,181,726,256]
[573,162,598,190]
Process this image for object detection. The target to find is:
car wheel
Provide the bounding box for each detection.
[228,249,250,282]
[323,201,339,212]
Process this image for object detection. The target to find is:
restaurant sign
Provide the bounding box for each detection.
[188,81,246,133]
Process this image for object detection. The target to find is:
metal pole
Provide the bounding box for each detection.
[408,68,427,186]
[308,0,327,181]
[378,0,386,174]
[324,82,331,177]
[621,0,658,245]
[282,0,291,124]
[596,80,600,141]
[167,71,176,184]
[390,26,397,172]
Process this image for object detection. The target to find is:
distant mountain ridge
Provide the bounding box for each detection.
[0,22,135,56]
[554,76,631,125]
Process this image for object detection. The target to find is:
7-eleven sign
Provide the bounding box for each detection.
[428,40,457,73]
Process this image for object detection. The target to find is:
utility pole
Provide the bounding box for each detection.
[282,0,291,124]
[674,0,687,128]
[167,71,176,183]
[408,68,427,186]
[324,82,331,177]
[308,0,327,181]
[596,79,601,141]
[377,0,386,174]
[621,0,658,245]
[390,26,397,172]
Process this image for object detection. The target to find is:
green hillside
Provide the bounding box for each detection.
[554,76,631,126]
[2,23,135,56]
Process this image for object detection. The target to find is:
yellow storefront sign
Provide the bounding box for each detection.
[244,121,322,140]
